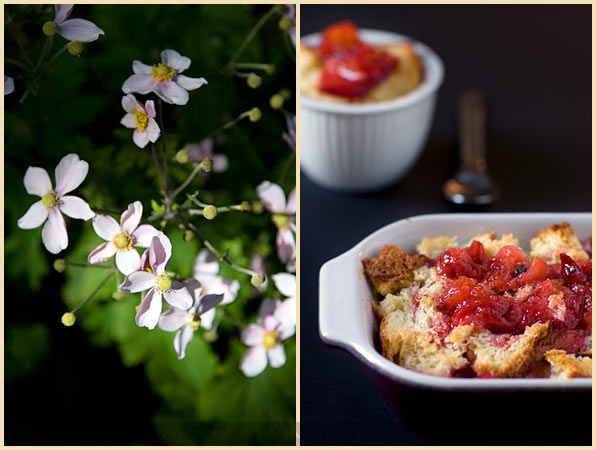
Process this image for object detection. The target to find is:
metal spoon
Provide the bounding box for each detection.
[443,90,500,205]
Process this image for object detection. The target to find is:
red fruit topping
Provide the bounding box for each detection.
[316,22,398,98]
[436,241,486,280]
[560,253,588,285]
[317,21,360,59]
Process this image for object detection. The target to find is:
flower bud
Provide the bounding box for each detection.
[42,21,56,36]
[53,259,66,273]
[61,312,76,327]
[203,205,217,220]
[200,157,213,172]
[251,200,264,214]
[175,149,189,164]
[203,329,218,342]
[278,17,292,31]
[68,40,84,56]
[251,273,266,288]
[112,290,126,301]
[270,94,284,110]
[279,88,292,100]
[240,201,251,213]
[265,64,275,76]
[184,230,195,242]
[248,107,261,122]
[246,73,262,89]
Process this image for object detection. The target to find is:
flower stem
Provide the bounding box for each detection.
[222,5,281,73]
[170,163,203,204]
[278,151,296,186]
[233,62,273,72]
[71,270,115,314]
[157,99,169,201]
[66,261,112,270]
[5,57,29,70]
[45,43,69,67]
[202,111,252,141]
[178,219,258,278]
[150,142,167,198]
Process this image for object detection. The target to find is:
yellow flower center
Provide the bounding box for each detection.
[272,213,291,230]
[134,110,149,131]
[156,274,172,292]
[113,231,133,251]
[190,315,201,331]
[262,330,280,350]
[151,63,176,82]
[41,190,60,209]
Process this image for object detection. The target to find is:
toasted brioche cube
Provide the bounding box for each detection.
[545,350,592,379]
[530,222,589,263]
[416,236,458,259]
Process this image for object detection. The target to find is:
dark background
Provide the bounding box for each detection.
[300,5,591,445]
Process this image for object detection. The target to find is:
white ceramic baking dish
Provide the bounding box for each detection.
[319,213,591,443]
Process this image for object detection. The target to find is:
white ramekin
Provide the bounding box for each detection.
[300,30,444,192]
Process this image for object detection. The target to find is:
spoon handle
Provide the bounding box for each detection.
[458,90,487,172]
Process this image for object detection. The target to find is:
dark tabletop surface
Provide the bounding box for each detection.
[299,4,591,446]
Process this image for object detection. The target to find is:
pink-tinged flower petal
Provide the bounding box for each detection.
[122,74,158,95]
[211,154,229,173]
[59,195,94,220]
[258,299,278,322]
[41,208,68,254]
[120,201,142,234]
[197,293,224,315]
[149,233,172,273]
[120,270,156,293]
[193,249,219,277]
[275,298,296,334]
[5,75,15,95]
[158,307,189,332]
[115,249,141,276]
[257,180,286,213]
[144,100,156,117]
[160,49,191,73]
[56,18,105,43]
[153,81,189,105]
[121,94,142,114]
[184,278,202,311]
[135,288,162,330]
[286,258,296,274]
[132,224,159,248]
[54,4,73,24]
[133,130,150,148]
[54,153,89,195]
[240,346,268,377]
[120,113,136,129]
[174,325,194,359]
[23,166,52,197]
[276,228,296,265]
[241,324,264,346]
[88,241,117,264]
[175,75,207,91]
[145,118,160,143]
[262,314,279,332]
[17,201,48,229]
[199,308,216,330]
[286,189,296,214]
[267,344,286,368]
[132,60,152,75]
[92,214,120,241]
[163,282,193,310]
[272,273,296,298]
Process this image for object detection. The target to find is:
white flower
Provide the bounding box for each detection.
[240,298,296,377]
[5,75,14,95]
[193,249,240,305]
[17,153,95,254]
[120,233,193,330]
[120,94,160,148]
[121,49,207,105]
[158,279,224,359]
[52,4,104,42]
[256,180,296,273]
[272,272,296,326]
[88,201,159,275]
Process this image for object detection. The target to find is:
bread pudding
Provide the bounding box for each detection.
[300,22,423,103]
[362,223,592,379]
